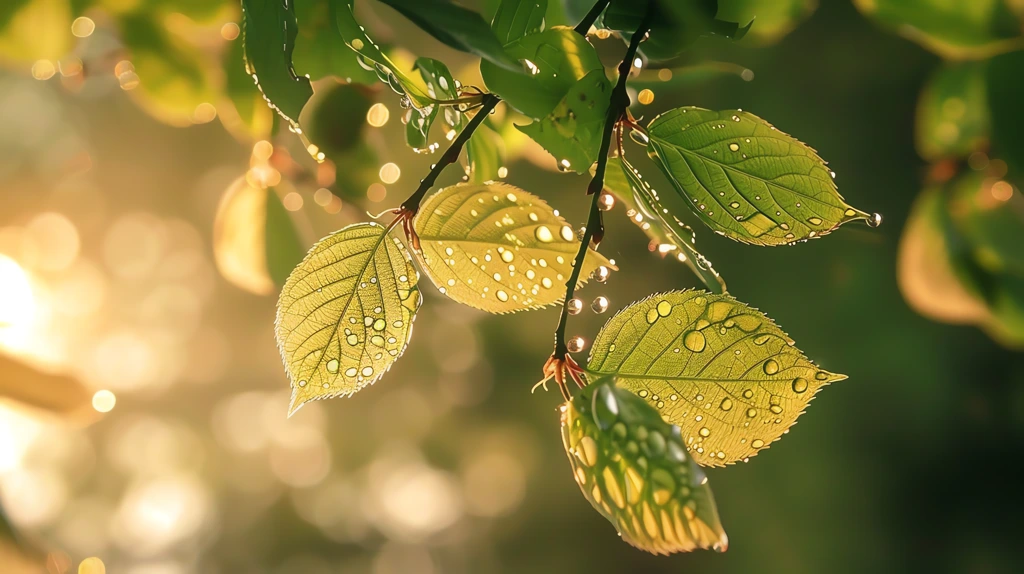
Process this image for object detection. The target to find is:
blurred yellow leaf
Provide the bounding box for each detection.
[0,0,72,63]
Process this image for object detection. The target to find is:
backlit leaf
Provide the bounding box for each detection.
[602,0,751,63]
[221,34,275,141]
[586,290,846,467]
[379,0,522,72]
[646,107,873,246]
[241,0,313,129]
[490,0,547,45]
[916,60,990,161]
[480,26,603,118]
[333,0,433,109]
[561,379,727,554]
[276,222,422,414]
[413,182,613,313]
[517,69,609,173]
[0,0,71,62]
[715,0,817,45]
[603,157,726,294]
[466,123,505,183]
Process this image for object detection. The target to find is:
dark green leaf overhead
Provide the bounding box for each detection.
[241,0,314,128]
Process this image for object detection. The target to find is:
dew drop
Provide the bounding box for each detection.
[326,359,339,373]
[729,143,739,151]
[595,266,610,283]
[344,368,357,377]
[361,366,374,377]
[808,217,823,226]
[742,389,753,399]
[501,250,514,263]
[751,439,765,449]
[657,300,672,317]
[792,377,808,393]
[567,336,586,353]
[746,408,757,418]
[373,319,386,331]
[763,359,779,375]
[867,212,883,227]
[535,226,554,242]
[598,193,615,211]
[683,330,706,352]
[346,334,358,345]
[591,296,609,313]
[698,427,711,437]
[496,290,509,302]
[560,225,575,241]
[720,398,733,411]
[769,404,783,414]
[568,298,583,314]
[815,371,830,381]
[541,277,553,288]
[646,309,659,324]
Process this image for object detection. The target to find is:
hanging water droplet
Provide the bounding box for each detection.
[866,212,883,227]
[567,298,583,315]
[591,296,609,313]
[595,266,610,283]
[399,95,411,109]
[560,226,575,241]
[567,336,586,353]
[598,193,615,211]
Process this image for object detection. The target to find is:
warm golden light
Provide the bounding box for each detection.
[92,390,117,413]
[367,103,390,127]
[71,17,95,38]
[220,22,240,41]
[379,163,401,184]
[0,254,37,352]
[367,183,387,202]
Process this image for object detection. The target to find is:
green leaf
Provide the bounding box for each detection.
[714,0,816,45]
[276,222,422,415]
[491,0,547,44]
[467,123,505,183]
[561,379,728,554]
[379,0,522,72]
[241,0,313,129]
[986,50,1024,174]
[265,188,306,288]
[222,34,275,140]
[517,69,609,173]
[480,26,603,118]
[413,182,614,313]
[302,83,374,156]
[293,0,377,84]
[406,58,464,152]
[119,12,217,127]
[646,107,873,246]
[0,0,72,62]
[333,0,433,109]
[603,157,726,294]
[602,0,751,63]
[853,0,1024,59]
[586,290,846,467]
[916,61,990,161]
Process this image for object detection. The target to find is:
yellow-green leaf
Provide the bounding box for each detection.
[413,182,613,313]
[586,290,845,467]
[276,222,422,415]
[561,379,727,554]
[646,107,874,246]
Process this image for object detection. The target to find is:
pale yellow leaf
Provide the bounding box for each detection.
[275,222,421,415]
[586,290,845,467]
[413,182,614,313]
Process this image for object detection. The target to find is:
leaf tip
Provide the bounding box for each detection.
[287,392,305,418]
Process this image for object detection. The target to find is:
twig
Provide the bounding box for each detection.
[548,6,656,373]
[574,0,612,36]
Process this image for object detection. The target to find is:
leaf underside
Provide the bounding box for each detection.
[276,222,422,415]
[586,290,845,467]
[413,182,613,314]
[562,380,727,555]
[647,107,870,246]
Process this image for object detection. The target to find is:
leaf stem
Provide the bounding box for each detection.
[552,7,655,360]
[574,0,612,36]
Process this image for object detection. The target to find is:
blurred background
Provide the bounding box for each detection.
[2,0,1024,572]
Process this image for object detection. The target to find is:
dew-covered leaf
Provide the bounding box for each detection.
[292,0,377,84]
[853,0,1023,60]
[241,0,313,129]
[406,58,463,152]
[561,379,727,554]
[333,0,433,109]
[379,0,522,72]
[603,157,725,294]
[586,290,846,467]
[480,26,603,119]
[490,0,547,45]
[467,123,505,183]
[646,107,873,246]
[517,69,609,174]
[276,222,422,414]
[413,182,613,313]
[916,61,990,161]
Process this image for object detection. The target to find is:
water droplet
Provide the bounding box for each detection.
[763,359,779,375]
[698,427,710,437]
[742,389,753,399]
[298,380,307,387]
[720,398,733,411]
[361,366,374,377]
[769,404,783,414]
[345,368,357,377]
[496,290,509,302]
[657,300,672,317]
[501,250,514,263]
[729,143,739,151]
[792,377,808,393]
[646,309,659,324]
[598,193,615,211]
[346,334,358,345]
[326,359,339,373]
[567,336,586,353]
[595,266,610,283]
[541,277,553,288]
[535,226,554,242]
[867,212,883,227]
[808,217,823,226]
[568,298,583,314]
[751,439,764,449]
[591,296,609,313]
[683,330,706,352]
[729,202,740,209]
[373,319,386,331]
[560,226,574,241]
[815,371,830,381]
[746,408,757,418]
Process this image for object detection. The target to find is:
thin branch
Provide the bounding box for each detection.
[574,0,612,36]
[551,6,656,360]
